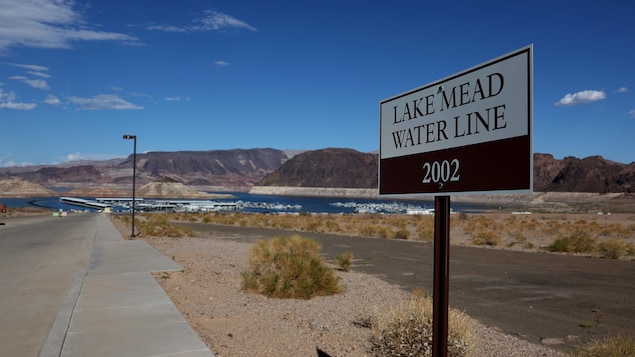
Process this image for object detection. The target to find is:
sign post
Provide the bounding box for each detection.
[379,46,533,356]
[432,195,450,356]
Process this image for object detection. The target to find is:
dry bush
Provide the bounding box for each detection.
[599,223,631,238]
[137,213,195,237]
[572,335,635,357]
[178,211,633,258]
[393,227,410,239]
[241,235,342,299]
[369,290,478,357]
[335,252,353,272]
[547,230,597,254]
[470,231,501,246]
[117,213,194,238]
[598,239,635,259]
[359,224,378,237]
[416,216,435,241]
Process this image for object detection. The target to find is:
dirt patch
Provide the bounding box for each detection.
[109,216,566,356]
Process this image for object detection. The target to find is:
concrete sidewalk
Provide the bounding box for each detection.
[40,214,213,357]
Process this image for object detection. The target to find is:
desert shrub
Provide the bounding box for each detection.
[599,223,631,238]
[324,218,342,233]
[241,235,342,299]
[335,252,353,272]
[370,291,478,357]
[135,214,195,237]
[541,220,565,237]
[301,219,320,232]
[548,230,597,254]
[598,239,635,259]
[393,228,410,239]
[360,225,378,237]
[376,226,390,239]
[417,222,435,241]
[572,335,635,357]
[117,215,131,225]
[470,231,501,246]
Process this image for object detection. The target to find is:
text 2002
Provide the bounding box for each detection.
[422,159,460,184]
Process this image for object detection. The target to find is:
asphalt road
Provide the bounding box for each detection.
[183,222,635,353]
[0,214,97,357]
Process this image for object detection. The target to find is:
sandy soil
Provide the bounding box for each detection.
[107,215,591,356]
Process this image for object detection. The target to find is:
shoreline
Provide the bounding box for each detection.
[250,186,635,213]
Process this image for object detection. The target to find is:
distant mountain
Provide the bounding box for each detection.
[256,148,377,188]
[126,148,288,187]
[1,148,633,195]
[0,148,288,192]
[534,154,635,193]
[0,178,57,197]
[257,150,635,194]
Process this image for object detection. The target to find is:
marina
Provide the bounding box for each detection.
[62,197,302,213]
[59,197,113,210]
[2,193,485,215]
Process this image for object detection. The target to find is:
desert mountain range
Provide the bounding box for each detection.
[1,148,634,197]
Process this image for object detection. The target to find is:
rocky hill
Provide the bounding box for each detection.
[256,150,635,194]
[1,148,634,197]
[534,154,635,193]
[0,178,57,197]
[136,177,234,199]
[0,148,288,194]
[256,148,378,188]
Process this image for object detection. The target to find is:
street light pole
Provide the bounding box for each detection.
[123,135,137,238]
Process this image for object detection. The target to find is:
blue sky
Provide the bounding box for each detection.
[0,0,633,167]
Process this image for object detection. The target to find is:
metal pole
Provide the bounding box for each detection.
[432,195,450,357]
[123,134,137,238]
[131,136,136,238]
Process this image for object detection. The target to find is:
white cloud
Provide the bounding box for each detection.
[67,152,84,161]
[68,94,143,110]
[129,91,153,99]
[0,162,16,167]
[147,25,188,33]
[6,63,49,71]
[27,71,50,78]
[0,101,37,110]
[0,0,138,52]
[45,94,61,105]
[10,75,50,90]
[165,96,191,102]
[214,60,230,67]
[196,11,257,32]
[0,88,36,110]
[629,110,635,119]
[0,154,33,168]
[555,90,606,106]
[66,151,123,162]
[617,87,629,93]
[0,155,18,168]
[148,10,256,33]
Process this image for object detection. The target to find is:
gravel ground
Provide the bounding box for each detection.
[110,218,565,356]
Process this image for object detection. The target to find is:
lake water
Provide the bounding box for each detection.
[1,192,488,214]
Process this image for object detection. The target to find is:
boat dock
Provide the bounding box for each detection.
[59,197,113,210]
